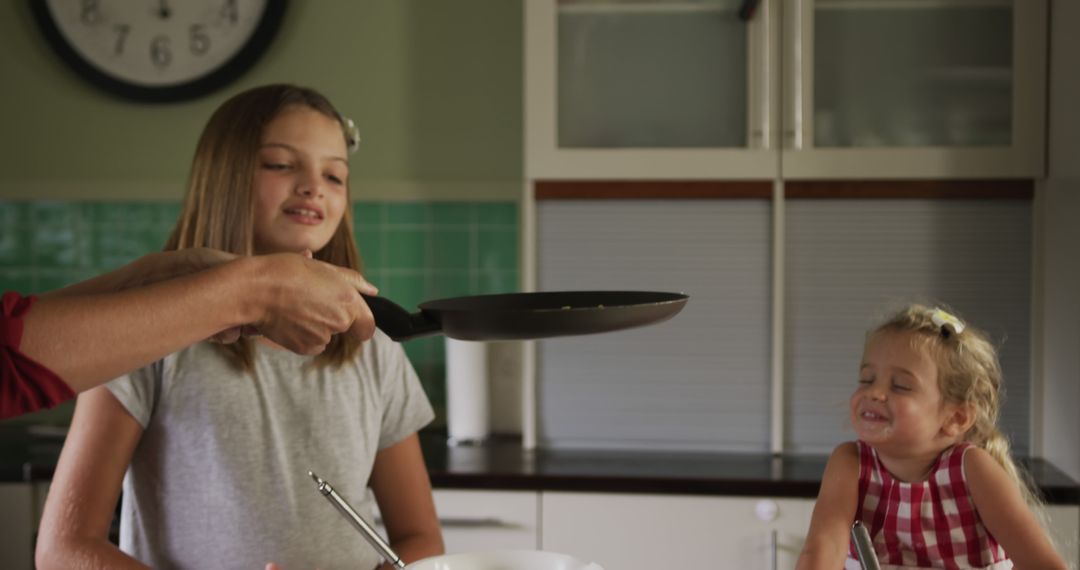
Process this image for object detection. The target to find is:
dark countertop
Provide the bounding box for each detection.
[3,427,1077,504]
[422,433,1080,504]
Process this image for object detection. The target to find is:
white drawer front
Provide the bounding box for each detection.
[434,489,540,553]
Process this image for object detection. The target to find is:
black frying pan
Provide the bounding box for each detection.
[361,291,688,342]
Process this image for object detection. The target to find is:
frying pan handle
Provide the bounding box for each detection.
[361,294,442,342]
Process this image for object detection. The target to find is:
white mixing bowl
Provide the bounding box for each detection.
[403,549,604,570]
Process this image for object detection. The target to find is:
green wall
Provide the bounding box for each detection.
[0,1,523,200]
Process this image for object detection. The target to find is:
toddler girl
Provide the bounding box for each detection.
[796,304,1066,570]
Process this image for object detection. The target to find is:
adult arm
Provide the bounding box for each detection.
[369,434,445,568]
[40,248,238,299]
[17,251,376,395]
[35,388,149,569]
[796,442,861,570]
[965,447,1067,570]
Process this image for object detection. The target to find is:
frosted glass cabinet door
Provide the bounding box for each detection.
[784,0,1047,179]
[526,0,779,179]
[558,0,752,149]
[815,1,1013,149]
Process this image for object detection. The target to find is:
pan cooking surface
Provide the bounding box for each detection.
[419,291,687,312]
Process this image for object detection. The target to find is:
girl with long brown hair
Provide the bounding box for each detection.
[37,84,444,570]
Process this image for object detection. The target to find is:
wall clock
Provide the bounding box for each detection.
[30,0,287,103]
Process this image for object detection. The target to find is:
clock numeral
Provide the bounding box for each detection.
[221,0,239,25]
[190,25,211,56]
[150,35,172,68]
[113,24,130,55]
[156,0,173,20]
[80,0,100,25]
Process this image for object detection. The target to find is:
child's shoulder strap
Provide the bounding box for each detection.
[942,441,973,470]
[854,440,876,518]
[855,440,876,479]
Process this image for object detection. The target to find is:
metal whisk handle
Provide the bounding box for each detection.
[851,520,881,570]
[309,471,406,569]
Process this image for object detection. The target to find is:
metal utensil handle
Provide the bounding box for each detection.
[310,472,406,569]
[851,521,881,570]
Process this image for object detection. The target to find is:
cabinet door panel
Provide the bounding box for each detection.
[526,0,779,179]
[0,484,34,570]
[433,490,539,553]
[784,0,1047,178]
[557,0,750,149]
[541,492,813,569]
[1046,505,1079,568]
[813,1,1012,149]
[536,199,772,452]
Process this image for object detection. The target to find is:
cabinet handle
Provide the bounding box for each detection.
[375,516,515,529]
[438,517,516,529]
[739,0,761,21]
[786,0,806,149]
[769,529,779,570]
[749,0,772,149]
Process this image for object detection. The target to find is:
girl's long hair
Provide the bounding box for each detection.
[166,84,362,370]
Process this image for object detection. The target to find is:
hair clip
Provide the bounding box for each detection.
[931,308,965,338]
[341,116,361,154]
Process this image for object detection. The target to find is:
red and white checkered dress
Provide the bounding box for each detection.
[844,440,1012,570]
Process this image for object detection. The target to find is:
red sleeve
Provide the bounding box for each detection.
[1,292,75,420]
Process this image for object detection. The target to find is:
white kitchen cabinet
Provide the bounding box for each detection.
[525,0,1047,180]
[0,483,34,570]
[1046,504,1080,568]
[526,0,778,179]
[376,490,539,552]
[782,0,1047,179]
[541,491,814,569]
[374,490,539,554]
[432,489,540,552]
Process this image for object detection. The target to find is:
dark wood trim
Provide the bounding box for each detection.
[785,180,1034,199]
[533,180,1035,200]
[534,180,773,200]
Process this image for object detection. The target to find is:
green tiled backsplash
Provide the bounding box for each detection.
[0,200,519,428]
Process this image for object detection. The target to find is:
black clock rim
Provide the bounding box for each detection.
[30,0,288,103]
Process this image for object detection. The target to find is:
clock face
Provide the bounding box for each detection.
[32,0,286,102]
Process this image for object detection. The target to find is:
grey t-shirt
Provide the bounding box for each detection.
[107,331,434,570]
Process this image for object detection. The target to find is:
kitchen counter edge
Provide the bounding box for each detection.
[3,429,1077,504]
